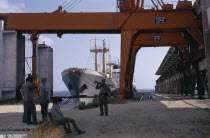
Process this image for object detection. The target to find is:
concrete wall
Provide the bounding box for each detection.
[207,7,210,29]
[16,35,25,101]
[0,20,17,101]
[49,47,53,93]
[0,20,25,101]
[201,0,210,98]
[16,35,25,86]
[38,44,53,93]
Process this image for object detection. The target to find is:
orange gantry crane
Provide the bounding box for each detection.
[0,0,204,99]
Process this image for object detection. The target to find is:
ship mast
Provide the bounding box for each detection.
[106,62,114,78]
[102,40,109,76]
[90,39,109,76]
[94,38,98,72]
[90,38,100,72]
[106,44,114,78]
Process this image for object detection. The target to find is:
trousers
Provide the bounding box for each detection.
[41,100,49,121]
[25,100,37,123]
[99,100,108,115]
[60,117,79,131]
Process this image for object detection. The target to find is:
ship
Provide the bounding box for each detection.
[62,39,121,104]
[62,68,119,104]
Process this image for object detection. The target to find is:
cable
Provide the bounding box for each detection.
[62,0,74,9]
[25,58,32,73]
[67,0,82,12]
[64,0,78,11]
[60,0,68,7]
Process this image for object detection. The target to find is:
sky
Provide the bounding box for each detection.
[0,0,195,91]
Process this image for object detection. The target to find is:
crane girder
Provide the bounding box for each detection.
[0,10,197,34]
[0,0,203,100]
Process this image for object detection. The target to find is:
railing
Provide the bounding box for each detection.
[164,1,178,9]
[117,0,194,11]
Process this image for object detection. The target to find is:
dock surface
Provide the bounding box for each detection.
[0,93,210,138]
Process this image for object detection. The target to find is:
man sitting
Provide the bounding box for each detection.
[50,98,86,135]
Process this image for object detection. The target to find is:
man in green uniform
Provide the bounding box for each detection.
[95,79,111,116]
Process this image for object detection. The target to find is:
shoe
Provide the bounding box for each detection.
[33,122,38,125]
[105,114,108,116]
[22,120,26,123]
[27,122,33,125]
[77,130,86,135]
[99,114,104,116]
[65,130,72,134]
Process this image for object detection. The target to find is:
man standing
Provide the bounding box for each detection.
[20,76,38,125]
[95,79,110,116]
[50,98,86,135]
[40,78,51,122]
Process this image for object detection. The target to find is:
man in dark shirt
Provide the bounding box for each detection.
[20,76,37,125]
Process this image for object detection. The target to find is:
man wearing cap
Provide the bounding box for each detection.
[40,78,51,122]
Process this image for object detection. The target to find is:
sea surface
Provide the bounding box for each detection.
[54,89,155,96]
[136,89,155,93]
[53,91,74,104]
[54,89,155,105]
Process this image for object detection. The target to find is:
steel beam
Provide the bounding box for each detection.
[0,10,197,33]
[133,32,186,47]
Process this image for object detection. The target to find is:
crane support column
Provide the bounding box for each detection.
[30,31,39,84]
[119,30,137,100]
[126,46,138,97]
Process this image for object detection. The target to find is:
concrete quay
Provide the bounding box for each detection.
[0,93,209,138]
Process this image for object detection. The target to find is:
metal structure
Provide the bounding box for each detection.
[0,0,205,99]
[155,0,210,98]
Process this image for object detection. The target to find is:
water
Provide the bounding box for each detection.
[54,89,155,105]
[53,89,155,97]
[137,89,155,93]
[53,91,76,104]
[53,91,71,96]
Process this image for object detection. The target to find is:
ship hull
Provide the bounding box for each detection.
[62,68,118,104]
